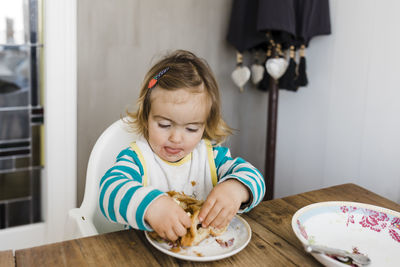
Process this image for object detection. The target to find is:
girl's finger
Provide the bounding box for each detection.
[173,222,188,237]
[165,228,178,242]
[157,230,166,240]
[180,210,192,228]
[198,197,216,224]
[212,208,231,229]
[202,203,222,227]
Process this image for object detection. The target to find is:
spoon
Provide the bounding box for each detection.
[305,244,371,266]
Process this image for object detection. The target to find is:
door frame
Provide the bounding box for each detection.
[43,0,77,244]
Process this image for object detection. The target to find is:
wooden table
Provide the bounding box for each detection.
[14,183,400,266]
[0,250,14,267]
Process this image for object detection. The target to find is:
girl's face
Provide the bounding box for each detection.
[147,86,210,162]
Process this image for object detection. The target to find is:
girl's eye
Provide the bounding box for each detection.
[186,127,199,133]
[158,123,170,128]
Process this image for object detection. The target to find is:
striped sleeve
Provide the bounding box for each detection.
[99,147,165,231]
[213,146,265,212]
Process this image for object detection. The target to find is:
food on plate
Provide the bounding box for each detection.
[215,238,235,248]
[148,191,228,247]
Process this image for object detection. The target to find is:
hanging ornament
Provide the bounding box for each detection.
[231,51,250,92]
[266,43,288,80]
[295,44,308,87]
[266,57,288,80]
[250,50,265,85]
[258,44,273,92]
[279,45,298,91]
[251,64,265,85]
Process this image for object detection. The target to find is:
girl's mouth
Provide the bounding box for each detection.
[164,146,182,155]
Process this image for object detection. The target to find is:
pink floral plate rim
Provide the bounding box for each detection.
[292,201,400,243]
[291,201,400,266]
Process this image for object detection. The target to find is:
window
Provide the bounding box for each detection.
[0,0,43,229]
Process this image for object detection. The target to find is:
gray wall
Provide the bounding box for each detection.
[77,0,261,204]
[78,0,400,205]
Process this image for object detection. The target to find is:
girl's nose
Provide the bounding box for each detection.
[169,128,182,143]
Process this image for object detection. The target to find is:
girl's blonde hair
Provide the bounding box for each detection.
[126,50,232,143]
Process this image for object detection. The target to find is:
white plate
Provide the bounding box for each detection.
[292,201,400,267]
[145,215,251,262]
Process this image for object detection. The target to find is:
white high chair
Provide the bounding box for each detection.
[65,118,138,239]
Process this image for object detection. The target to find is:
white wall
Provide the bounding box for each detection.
[271,0,400,202]
[78,0,400,205]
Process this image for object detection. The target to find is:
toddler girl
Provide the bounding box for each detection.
[99,50,265,242]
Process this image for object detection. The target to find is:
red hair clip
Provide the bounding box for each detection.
[148,67,170,89]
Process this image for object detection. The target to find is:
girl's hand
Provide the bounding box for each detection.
[144,195,191,241]
[198,179,250,229]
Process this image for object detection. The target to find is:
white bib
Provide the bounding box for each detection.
[130,138,217,201]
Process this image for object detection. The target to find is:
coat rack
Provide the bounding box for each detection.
[226,0,331,201]
[265,72,279,200]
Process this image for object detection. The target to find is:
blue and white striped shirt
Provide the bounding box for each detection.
[99,139,265,231]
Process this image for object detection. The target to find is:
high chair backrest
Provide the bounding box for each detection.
[66,118,138,239]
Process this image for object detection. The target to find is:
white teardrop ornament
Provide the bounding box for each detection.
[250,64,265,84]
[266,58,288,80]
[231,65,251,92]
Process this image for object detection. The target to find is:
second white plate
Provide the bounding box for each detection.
[145,215,251,262]
[292,201,400,267]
